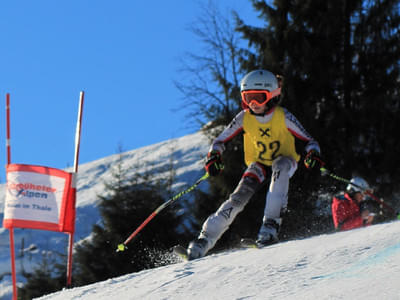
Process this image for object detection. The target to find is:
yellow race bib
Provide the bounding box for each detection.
[243,106,300,166]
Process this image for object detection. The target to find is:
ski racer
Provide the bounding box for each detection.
[331,176,375,231]
[187,69,323,260]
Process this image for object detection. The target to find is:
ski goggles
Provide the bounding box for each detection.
[241,88,281,107]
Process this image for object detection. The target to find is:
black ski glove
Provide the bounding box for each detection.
[205,151,224,176]
[304,149,325,170]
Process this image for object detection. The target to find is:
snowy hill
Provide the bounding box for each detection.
[37,220,400,300]
[0,130,210,300]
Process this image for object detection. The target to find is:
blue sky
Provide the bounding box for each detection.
[0,0,259,180]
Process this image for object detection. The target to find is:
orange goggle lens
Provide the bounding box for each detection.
[241,88,281,107]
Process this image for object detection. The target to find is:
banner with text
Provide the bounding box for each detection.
[3,164,76,233]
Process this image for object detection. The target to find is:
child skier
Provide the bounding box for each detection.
[187,69,323,260]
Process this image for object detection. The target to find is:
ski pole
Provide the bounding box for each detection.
[320,167,398,217]
[116,172,210,252]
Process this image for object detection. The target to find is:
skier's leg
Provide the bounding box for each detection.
[188,163,266,259]
[257,156,297,245]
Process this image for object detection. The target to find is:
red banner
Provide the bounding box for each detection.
[3,164,76,233]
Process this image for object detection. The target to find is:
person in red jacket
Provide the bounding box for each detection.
[331,177,375,231]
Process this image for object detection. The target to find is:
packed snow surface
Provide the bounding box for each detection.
[38,220,400,300]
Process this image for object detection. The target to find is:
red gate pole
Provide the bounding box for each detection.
[66,91,84,287]
[6,93,17,300]
[9,229,17,300]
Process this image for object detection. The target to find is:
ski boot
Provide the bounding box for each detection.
[187,238,209,260]
[256,219,280,248]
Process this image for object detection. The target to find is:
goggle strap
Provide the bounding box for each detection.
[270,87,281,98]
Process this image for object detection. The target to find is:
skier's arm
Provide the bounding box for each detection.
[283,108,320,153]
[209,111,245,154]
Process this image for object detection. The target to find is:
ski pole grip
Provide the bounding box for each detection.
[116,243,127,252]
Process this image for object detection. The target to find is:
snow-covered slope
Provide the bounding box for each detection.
[0,130,210,300]
[37,220,400,300]
[2,129,400,300]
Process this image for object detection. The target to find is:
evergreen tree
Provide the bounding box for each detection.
[234,0,400,231]
[18,253,65,300]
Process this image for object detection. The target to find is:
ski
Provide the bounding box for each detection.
[173,238,277,262]
[239,238,260,249]
[239,238,278,249]
[173,245,189,261]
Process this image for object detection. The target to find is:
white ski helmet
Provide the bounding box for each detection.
[346,176,370,193]
[240,69,279,92]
